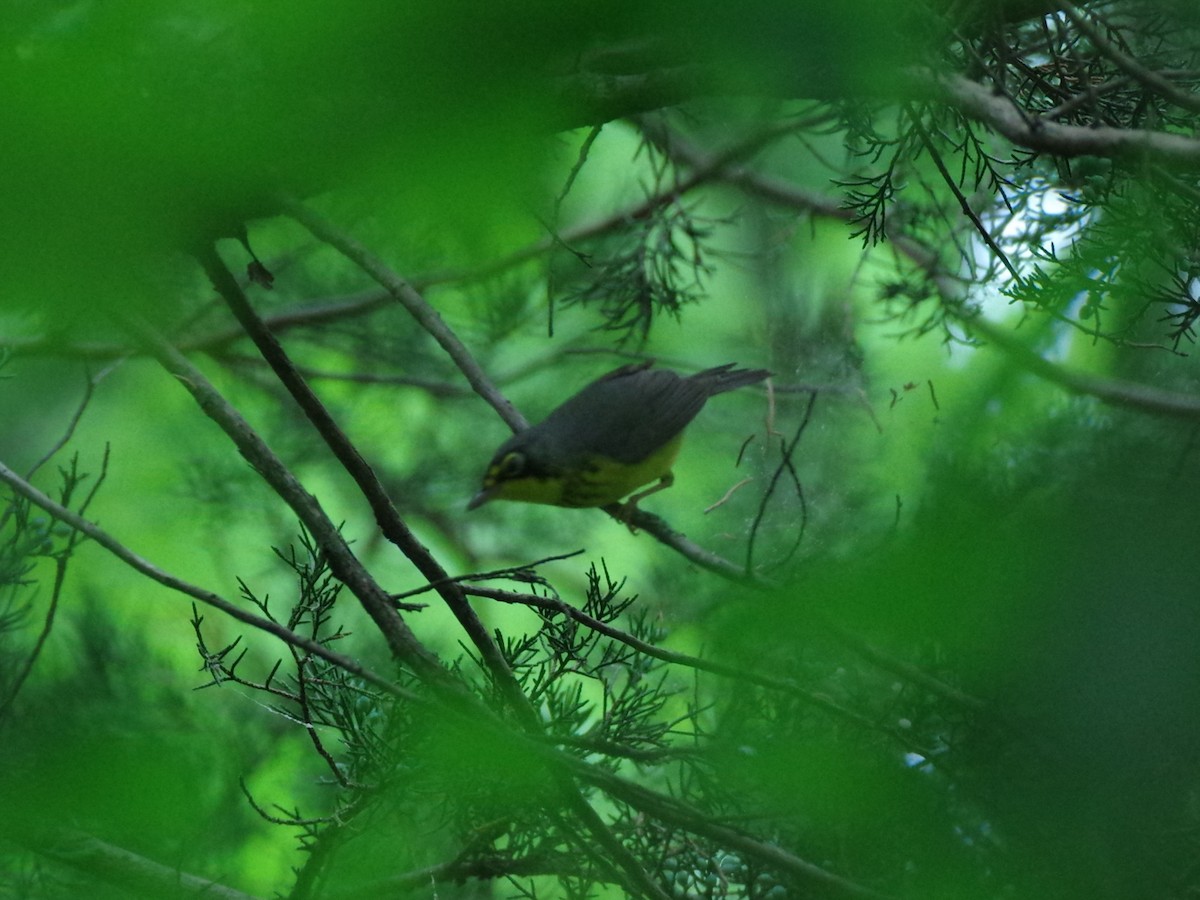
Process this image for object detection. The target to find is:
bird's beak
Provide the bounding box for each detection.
[466,486,496,511]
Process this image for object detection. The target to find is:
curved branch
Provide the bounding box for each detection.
[119,312,446,681]
[912,68,1200,167]
[657,121,1200,424]
[0,458,419,704]
[957,309,1200,420]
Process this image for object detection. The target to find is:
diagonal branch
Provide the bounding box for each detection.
[891,232,1200,422]
[561,755,899,900]
[658,122,1200,424]
[192,246,671,900]
[956,308,1200,420]
[0,458,419,704]
[904,103,1021,281]
[118,312,446,682]
[191,247,525,704]
[280,197,528,433]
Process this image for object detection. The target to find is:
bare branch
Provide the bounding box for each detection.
[117,312,445,681]
[913,68,1200,167]
[280,197,528,433]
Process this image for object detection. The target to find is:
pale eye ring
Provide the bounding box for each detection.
[497,451,525,478]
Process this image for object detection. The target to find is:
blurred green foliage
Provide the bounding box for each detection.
[4,1,1200,898]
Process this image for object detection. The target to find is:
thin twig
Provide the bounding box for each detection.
[389,549,585,602]
[0,447,111,725]
[280,196,528,433]
[25,362,119,480]
[746,391,817,573]
[702,477,754,514]
[239,778,341,828]
[905,103,1021,282]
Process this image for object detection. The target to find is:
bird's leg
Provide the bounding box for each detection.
[618,472,675,529]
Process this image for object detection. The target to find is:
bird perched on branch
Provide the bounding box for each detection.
[468,361,770,515]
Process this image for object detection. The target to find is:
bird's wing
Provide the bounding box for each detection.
[540,366,712,464]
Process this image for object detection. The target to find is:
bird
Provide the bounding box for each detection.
[467,361,770,515]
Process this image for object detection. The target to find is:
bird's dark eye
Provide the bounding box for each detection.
[497,451,525,478]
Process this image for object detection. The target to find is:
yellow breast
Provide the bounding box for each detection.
[492,432,684,508]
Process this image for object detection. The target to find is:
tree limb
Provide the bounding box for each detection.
[911,68,1200,167]
[118,312,446,681]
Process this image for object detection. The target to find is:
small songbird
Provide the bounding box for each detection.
[468,361,770,514]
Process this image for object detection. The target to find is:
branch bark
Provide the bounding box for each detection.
[909,68,1200,167]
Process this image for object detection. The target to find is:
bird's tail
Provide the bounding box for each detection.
[691,364,772,395]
